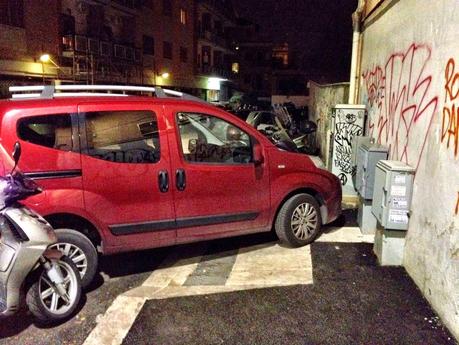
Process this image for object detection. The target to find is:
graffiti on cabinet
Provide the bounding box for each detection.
[333,109,364,185]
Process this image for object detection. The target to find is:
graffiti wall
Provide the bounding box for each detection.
[359,0,459,338]
[362,44,438,170]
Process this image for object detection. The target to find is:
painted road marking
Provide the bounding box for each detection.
[83,295,148,345]
[84,227,373,345]
[184,246,239,286]
[226,243,313,286]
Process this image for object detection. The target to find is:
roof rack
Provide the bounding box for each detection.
[9,84,208,104]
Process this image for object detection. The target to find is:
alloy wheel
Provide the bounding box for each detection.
[39,260,79,315]
[290,202,319,240]
[49,243,87,279]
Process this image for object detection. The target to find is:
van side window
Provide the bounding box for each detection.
[176,112,252,164]
[17,114,73,151]
[84,110,160,164]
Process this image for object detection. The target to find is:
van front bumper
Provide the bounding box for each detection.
[320,189,342,224]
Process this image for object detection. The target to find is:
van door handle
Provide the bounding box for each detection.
[158,170,169,193]
[176,169,186,191]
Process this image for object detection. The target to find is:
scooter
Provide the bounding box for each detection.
[0,142,81,322]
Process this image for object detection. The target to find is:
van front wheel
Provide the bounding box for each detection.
[275,193,322,247]
[49,229,98,289]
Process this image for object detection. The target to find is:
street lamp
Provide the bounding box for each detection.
[154,71,170,86]
[39,54,50,63]
[39,54,59,67]
[39,54,60,84]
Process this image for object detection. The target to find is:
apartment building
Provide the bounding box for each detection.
[0,0,61,95]
[0,0,197,96]
[195,0,238,101]
[57,0,196,89]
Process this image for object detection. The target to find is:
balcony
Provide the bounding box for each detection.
[61,35,141,65]
[198,64,233,79]
[198,30,230,49]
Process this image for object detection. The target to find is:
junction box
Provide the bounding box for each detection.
[372,160,415,265]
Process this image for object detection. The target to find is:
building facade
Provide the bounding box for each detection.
[0,0,239,100]
[0,0,61,95]
[194,0,238,101]
[353,0,459,339]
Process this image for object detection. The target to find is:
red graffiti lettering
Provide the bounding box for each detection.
[442,58,459,157]
[456,192,459,215]
[362,44,439,171]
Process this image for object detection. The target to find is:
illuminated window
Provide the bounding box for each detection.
[180,9,187,25]
[231,62,239,74]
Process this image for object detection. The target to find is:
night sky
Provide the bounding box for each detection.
[233,0,357,83]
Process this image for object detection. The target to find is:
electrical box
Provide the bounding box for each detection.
[351,136,371,190]
[329,104,366,196]
[356,144,388,200]
[372,160,415,231]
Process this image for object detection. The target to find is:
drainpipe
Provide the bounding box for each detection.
[348,0,366,104]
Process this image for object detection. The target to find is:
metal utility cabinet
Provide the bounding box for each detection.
[351,136,370,189]
[356,144,388,200]
[356,143,388,235]
[328,104,366,196]
[371,160,415,265]
[372,160,415,230]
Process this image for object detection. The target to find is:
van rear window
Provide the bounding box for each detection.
[17,114,73,151]
[83,110,160,164]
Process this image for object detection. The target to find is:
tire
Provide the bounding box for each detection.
[49,229,98,289]
[275,193,322,247]
[26,256,82,323]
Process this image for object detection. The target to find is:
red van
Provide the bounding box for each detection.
[0,85,341,288]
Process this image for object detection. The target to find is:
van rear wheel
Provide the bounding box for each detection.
[275,193,322,247]
[49,229,98,289]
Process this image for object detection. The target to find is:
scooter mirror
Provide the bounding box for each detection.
[12,141,21,168]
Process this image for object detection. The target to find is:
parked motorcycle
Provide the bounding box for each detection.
[0,142,81,322]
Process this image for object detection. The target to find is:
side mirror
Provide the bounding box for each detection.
[12,141,21,169]
[253,144,264,165]
[188,139,197,153]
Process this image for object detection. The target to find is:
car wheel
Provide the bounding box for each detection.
[49,229,98,289]
[275,193,322,247]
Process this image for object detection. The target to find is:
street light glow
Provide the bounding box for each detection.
[161,72,170,79]
[39,54,50,63]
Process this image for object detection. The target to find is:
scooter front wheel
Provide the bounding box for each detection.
[26,256,81,323]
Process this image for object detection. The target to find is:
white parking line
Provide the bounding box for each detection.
[83,227,373,345]
[83,245,207,345]
[82,295,148,345]
[226,243,313,286]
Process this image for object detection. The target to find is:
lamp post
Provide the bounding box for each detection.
[39,54,60,84]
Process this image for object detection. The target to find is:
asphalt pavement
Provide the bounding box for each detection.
[123,241,456,345]
[0,210,457,345]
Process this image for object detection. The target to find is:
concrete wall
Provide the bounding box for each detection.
[309,81,349,168]
[271,95,309,108]
[359,0,459,338]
